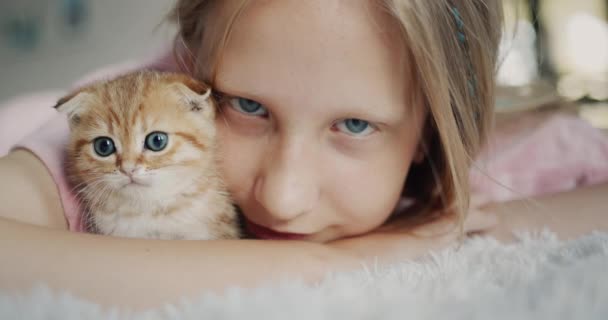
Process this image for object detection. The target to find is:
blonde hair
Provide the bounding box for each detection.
[169,0,504,229]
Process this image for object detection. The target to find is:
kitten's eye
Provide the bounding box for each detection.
[93,137,116,157]
[228,97,269,117]
[334,119,376,136]
[145,131,169,152]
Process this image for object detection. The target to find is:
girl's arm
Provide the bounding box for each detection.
[330,183,608,265]
[482,182,608,241]
[0,150,67,229]
[0,218,353,310]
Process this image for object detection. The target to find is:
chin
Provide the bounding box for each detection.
[239,212,339,243]
[115,184,145,197]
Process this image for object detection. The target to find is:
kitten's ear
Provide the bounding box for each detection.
[53,91,94,128]
[171,76,214,117]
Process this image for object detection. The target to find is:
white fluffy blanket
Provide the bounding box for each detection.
[2,231,607,319]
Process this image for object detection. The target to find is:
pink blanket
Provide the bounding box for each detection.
[470,112,608,205]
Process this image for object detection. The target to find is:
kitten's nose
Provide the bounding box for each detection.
[120,164,137,177]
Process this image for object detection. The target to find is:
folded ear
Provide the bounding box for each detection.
[169,75,215,117]
[53,91,94,128]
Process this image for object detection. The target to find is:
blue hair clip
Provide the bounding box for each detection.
[450,6,477,98]
[450,7,466,43]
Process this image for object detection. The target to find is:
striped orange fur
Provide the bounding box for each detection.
[56,71,240,240]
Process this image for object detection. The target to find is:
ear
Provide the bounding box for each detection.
[53,91,94,128]
[170,76,215,117]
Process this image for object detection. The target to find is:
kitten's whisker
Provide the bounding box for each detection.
[70,180,100,196]
[75,183,108,211]
[71,176,107,194]
[73,179,103,195]
[88,183,112,216]
[88,184,116,233]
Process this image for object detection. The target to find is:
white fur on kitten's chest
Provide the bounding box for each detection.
[92,184,239,240]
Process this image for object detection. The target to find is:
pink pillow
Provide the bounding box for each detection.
[470,112,608,205]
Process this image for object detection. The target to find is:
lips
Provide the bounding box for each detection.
[245,219,309,240]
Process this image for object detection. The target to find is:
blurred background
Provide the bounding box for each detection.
[497,0,608,129]
[0,0,175,100]
[0,0,606,128]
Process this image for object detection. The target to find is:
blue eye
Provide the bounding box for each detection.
[229,97,269,116]
[145,132,169,151]
[335,119,375,136]
[93,137,115,157]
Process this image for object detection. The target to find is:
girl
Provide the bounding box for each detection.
[1,0,607,310]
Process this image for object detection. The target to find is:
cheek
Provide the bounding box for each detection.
[215,123,263,203]
[75,151,116,180]
[149,167,195,194]
[72,157,123,193]
[142,146,210,184]
[325,142,414,235]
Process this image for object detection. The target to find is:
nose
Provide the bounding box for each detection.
[253,140,320,224]
[119,161,138,177]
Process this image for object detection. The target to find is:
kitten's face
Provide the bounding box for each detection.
[60,73,217,204]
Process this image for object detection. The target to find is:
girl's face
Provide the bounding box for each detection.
[214,0,426,243]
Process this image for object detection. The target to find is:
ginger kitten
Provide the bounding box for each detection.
[55,71,240,240]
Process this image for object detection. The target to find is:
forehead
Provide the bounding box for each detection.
[215,0,416,115]
[85,81,165,118]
